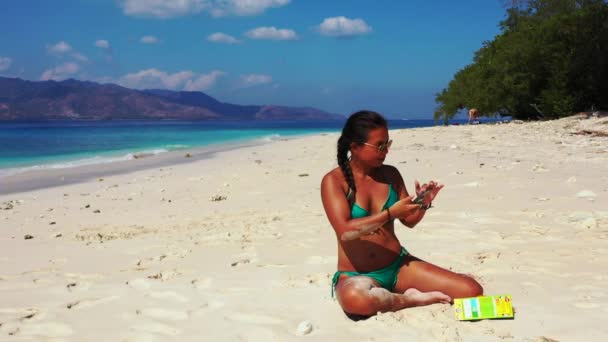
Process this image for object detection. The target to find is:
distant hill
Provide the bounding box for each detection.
[0,77,343,121]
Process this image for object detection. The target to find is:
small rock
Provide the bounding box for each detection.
[85,204,90,208]
[1,201,14,210]
[254,159,262,164]
[98,178,104,182]
[296,320,313,336]
[536,336,560,342]
[579,217,598,229]
[24,234,34,240]
[211,195,227,202]
[569,212,598,229]
[49,221,56,225]
[55,233,63,238]
[576,190,596,200]
[298,173,309,177]
[230,259,250,267]
[185,153,192,158]
[93,209,101,213]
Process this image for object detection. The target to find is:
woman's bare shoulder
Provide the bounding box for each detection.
[322,166,342,180]
[321,167,347,191]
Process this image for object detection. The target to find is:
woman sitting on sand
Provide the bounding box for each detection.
[321,110,483,317]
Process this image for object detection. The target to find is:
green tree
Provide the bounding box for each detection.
[435,0,608,121]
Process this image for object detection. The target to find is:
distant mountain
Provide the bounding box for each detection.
[0,77,344,121]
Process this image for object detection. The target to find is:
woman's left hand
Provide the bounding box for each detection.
[414,180,444,206]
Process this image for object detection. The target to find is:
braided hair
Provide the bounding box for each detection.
[337,110,388,198]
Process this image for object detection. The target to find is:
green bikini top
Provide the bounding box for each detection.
[347,184,399,218]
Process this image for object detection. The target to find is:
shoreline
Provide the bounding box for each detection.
[0,134,314,195]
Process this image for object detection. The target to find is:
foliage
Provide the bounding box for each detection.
[435,0,608,121]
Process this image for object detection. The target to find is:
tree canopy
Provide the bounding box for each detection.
[435,0,608,122]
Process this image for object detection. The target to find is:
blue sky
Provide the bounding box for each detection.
[0,0,507,118]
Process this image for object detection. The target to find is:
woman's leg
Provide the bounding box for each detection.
[393,255,483,299]
[334,274,452,317]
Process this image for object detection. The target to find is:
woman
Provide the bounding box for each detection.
[321,110,482,318]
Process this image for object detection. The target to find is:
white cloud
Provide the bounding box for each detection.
[209,0,290,17]
[140,35,159,44]
[47,41,88,62]
[116,68,225,91]
[119,0,289,18]
[95,40,110,49]
[40,62,80,81]
[207,32,241,44]
[47,41,72,54]
[184,70,226,91]
[317,16,372,37]
[119,0,205,19]
[71,53,89,62]
[239,74,272,87]
[0,57,12,71]
[245,26,297,40]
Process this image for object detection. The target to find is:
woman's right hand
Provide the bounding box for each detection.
[389,196,421,219]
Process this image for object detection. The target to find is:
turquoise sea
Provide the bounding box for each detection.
[0,119,469,176]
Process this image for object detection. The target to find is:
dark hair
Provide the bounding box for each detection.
[337,110,388,196]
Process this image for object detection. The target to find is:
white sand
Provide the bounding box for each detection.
[1,116,607,341]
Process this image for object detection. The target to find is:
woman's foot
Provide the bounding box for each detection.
[403,288,452,306]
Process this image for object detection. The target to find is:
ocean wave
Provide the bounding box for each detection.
[0,148,170,177]
[165,144,189,150]
[255,134,282,143]
[125,148,169,160]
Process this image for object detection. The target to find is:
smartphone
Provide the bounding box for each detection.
[412,189,432,204]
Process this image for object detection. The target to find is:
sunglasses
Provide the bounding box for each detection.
[363,139,392,153]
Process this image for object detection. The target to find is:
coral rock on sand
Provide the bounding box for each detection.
[576,190,596,200]
[296,320,313,335]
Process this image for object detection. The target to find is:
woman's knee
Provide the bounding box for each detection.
[337,286,380,316]
[457,276,483,298]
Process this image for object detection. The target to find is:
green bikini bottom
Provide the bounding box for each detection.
[331,247,409,298]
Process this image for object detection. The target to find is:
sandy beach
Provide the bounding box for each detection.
[1,116,607,341]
